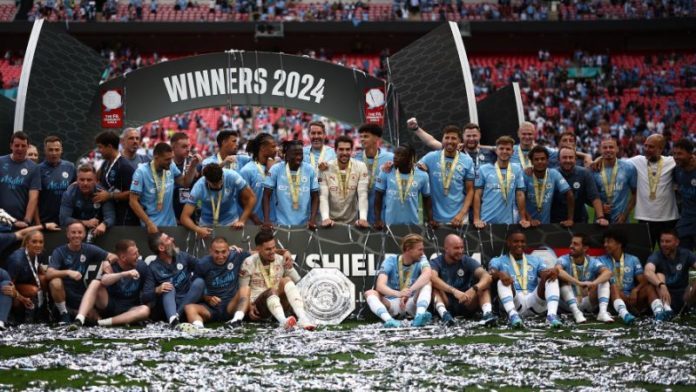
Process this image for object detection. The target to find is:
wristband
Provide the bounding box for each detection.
[41,222,47,230]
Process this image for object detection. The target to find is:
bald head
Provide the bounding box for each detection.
[644,134,665,161]
[443,234,465,263]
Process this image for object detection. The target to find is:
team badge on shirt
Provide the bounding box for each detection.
[227,263,234,270]
[20,168,28,176]
[573,182,581,189]
[94,203,101,208]
[691,179,696,186]
[457,269,465,277]
[80,255,87,263]
[676,264,683,271]
[177,263,183,270]
[62,171,69,178]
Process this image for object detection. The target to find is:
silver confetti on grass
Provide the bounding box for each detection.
[0,317,694,391]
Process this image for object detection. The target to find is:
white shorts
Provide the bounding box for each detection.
[386,296,417,318]
[514,290,547,316]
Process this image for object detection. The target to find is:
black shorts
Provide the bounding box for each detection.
[100,298,139,318]
[445,293,478,318]
[204,297,235,322]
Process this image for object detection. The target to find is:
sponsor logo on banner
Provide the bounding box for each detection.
[102,89,124,128]
[364,87,385,126]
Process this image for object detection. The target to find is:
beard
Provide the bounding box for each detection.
[166,245,179,258]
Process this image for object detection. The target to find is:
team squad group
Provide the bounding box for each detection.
[0,119,694,330]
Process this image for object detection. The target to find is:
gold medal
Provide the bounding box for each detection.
[440,150,460,197]
[256,256,275,289]
[286,163,302,210]
[397,256,414,290]
[518,145,531,169]
[532,169,549,213]
[339,160,352,198]
[309,147,326,169]
[600,160,620,205]
[495,162,513,204]
[150,161,167,212]
[364,150,380,190]
[394,169,415,204]
[210,188,223,226]
[509,253,528,295]
[571,256,589,299]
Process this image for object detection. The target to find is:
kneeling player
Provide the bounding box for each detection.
[365,234,433,328]
[184,237,252,329]
[645,230,696,318]
[598,229,667,323]
[71,240,151,328]
[490,230,562,328]
[430,234,495,326]
[237,230,313,330]
[555,233,613,323]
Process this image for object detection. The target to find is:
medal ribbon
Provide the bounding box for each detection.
[614,253,625,290]
[509,254,528,295]
[440,151,460,196]
[364,150,380,189]
[571,256,589,298]
[398,256,414,290]
[309,147,325,169]
[532,169,549,212]
[647,157,663,200]
[285,163,302,210]
[218,153,235,170]
[495,162,513,204]
[600,160,619,203]
[256,256,275,289]
[210,188,223,226]
[150,161,167,211]
[255,162,267,179]
[394,170,415,204]
[518,145,530,169]
[339,160,352,198]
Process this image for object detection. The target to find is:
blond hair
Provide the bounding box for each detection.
[401,234,424,252]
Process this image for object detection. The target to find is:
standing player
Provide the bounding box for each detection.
[489,230,562,328]
[143,232,205,326]
[523,146,574,226]
[555,233,613,323]
[0,132,41,230]
[70,239,151,328]
[597,228,666,323]
[672,138,695,251]
[130,143,198,233]
[364,234,433,328]
[319,135,369,227]
[644,230,696,317]
[373,144,433,229]
[303,121,336,172]
[354,123,394,225]
[239,133,278,225]
[430,234,495,326]
[592,138,637,224]
[180,163,256,236]
[95,130,139,226]
[238,230,315,330]
[418,125,475,227]
[262,141,319,229]
[46,222,117,323]
[473,136,530,228]
[183,237,252,329]
[120,128,150,168]
[170,132,202,223]
[201,130,251,172]
[37,136,76,225]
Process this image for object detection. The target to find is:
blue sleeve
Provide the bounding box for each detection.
[514,166,526,190]
[474,166,485,189]
[263,164,279,189]
[309,167,319,192]
[139,262,155,304]
[101,198,116,227]
[170,162,182,179]
[0,233,16,254]
[119,162,135,191]
[29,165,41,190]
[584,169,600,201]
[189,178,204,205]
[59,187,77,227]
[632,255,643,276]
[87,244,108,262]
[6,253,20,280]
[489,257,500,271]
[429,257,442,272]
[464,158,475,181]
[49,248,63,270]
[554,170,570,193]
[130,167,144,194]
[420,171,430,197]
[379,256,394,276]
[646,252,660,268]
[0,268,10,283]
[231,171,248,191]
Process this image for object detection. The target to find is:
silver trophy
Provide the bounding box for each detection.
[297,268,355,325]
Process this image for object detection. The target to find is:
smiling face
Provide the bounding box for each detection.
[601,139,618,160]
[559,148,576,172]
[442,131,461,155]
[258,238,277,264]
[531,151,548,172]
[286,145,304,168]
[518,124,536,148]
[25,231,45,257]
[309,125,325,150]
[672,146,693,168]
[336,141,353,165]
[496,142,513,162]
[568,236,587,259]
[44,141,63,164]
[507,233,526,258]
[463,127,480,150]
[211,240,231,265]
[67,222,85,247]
[10,137,28,161]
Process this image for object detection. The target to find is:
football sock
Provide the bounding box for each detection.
[366,295,392,322]
[497,281,518,318]
[97,318,113,327]
[416,284,431,315]
[650,299,664,315]
[55,301,68,315]
[266,295,287,324]
[613,299,629,318]
[560,285,580,313]
[598,282,610,314]
[545,280,560,316]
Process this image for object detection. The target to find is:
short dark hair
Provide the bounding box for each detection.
[659,229,680,240]
[10,131,29,144]
[95,131,120,149]
[572,232,590,247]
[248,133,275,160]
[282,140,303,156]
[211,236,228,246]
[506,229,526,240]
[255,229,275,246]
[77,164,96,174]
[558,146,576,157]
[153,142,172,156]
[395,144,416,164]
[559,131,576,141]
[358,123,383,138]
[216,130,238,148]
[673,138,694,154]
[147,232,165,254]
[308,121,325,132]
[442,125,462,140]
[496,136,515,147]
[44,135,62,145]
[528,145,549,160]
[603,228,627,250]
[463,123,480,132]
[115,239,137,255]
[202,163,223,183]
[335,135,354,149]
[170,132,189,145]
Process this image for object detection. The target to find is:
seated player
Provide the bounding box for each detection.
[489,230,562,328]
[46,221,117,323]
[430,234,495,326]
[143,232,205,327]
[180,163,256,236]
[263,141,319,229]
[59,164,115,236]
[645,230,696,318]
[365,234,433,328]
[70,240,152,328]
[238,230,315,330]
[6,230,50,322]
[597,228,667,324]
[555,233,613,323]
[373,144,433,229]
[183,237,252,329]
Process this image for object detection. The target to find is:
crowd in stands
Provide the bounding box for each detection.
[10,0,694,23]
